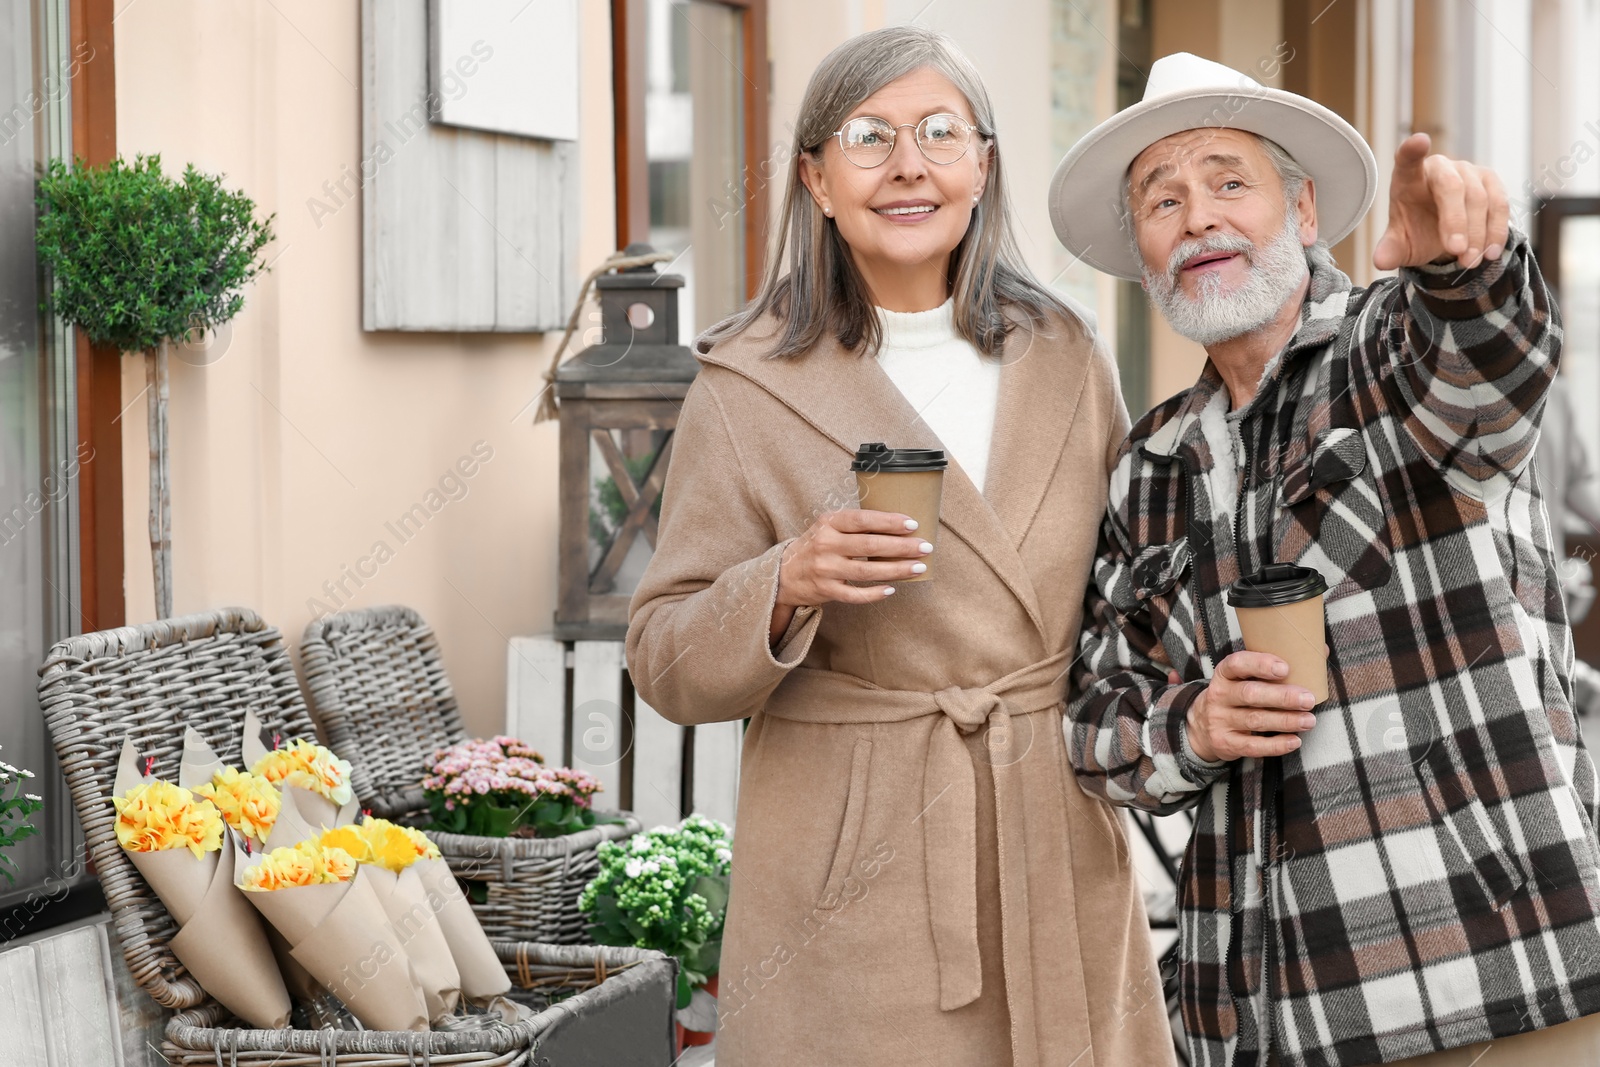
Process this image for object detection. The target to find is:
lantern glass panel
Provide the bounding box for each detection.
[587,427,671,598]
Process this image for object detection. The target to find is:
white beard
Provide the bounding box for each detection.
[1143,205,1310,346]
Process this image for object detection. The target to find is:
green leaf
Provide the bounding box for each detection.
[676,971,694,1010]
[690,874,729,917]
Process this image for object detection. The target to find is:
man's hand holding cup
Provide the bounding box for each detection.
[1186,651,1320,762]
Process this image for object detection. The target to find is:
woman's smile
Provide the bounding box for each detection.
[873,198,940,222]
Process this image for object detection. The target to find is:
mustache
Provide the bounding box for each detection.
[1164,233,1257,284]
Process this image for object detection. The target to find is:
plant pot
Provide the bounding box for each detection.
[675,974,719,1052]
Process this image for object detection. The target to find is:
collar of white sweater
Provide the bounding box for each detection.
[876,298,956,350]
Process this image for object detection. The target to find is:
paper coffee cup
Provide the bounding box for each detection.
[1227,564,1330,705]
[852,443,946,582]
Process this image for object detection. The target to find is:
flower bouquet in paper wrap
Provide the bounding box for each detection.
[241,709,357,831]
[318,818,464,1021]
[237,827,429,1032]
[110,736,292,1029]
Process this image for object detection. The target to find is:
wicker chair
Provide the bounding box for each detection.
[300,604,465,820]
[37,607,675,1065]
[300,605,641,944]
[37,607,319,1013]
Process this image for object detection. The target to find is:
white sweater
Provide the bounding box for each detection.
[875,299,1002,493]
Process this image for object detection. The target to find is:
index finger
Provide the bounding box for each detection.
[1393,131,1430,175]
[831,508,922,534]
[1216,651,1290,682]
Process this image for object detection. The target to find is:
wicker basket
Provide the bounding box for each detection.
[161,943,677,1066]
[430,816,642,943]
[36,608,673,1065]
[300,605,641,943]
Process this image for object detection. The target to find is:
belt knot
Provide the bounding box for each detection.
[932,686,1005,733]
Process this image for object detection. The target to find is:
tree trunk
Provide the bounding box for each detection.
[146,343,172,618]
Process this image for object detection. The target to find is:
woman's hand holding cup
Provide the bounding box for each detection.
[1185,651,1320,762]
[769,510,933,641]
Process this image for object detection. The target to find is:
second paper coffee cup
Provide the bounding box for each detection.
[852,443,946,582]
[1227,563,1330,705]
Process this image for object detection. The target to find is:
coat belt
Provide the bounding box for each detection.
[762,648,1075,1061]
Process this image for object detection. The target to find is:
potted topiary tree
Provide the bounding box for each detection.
[35,154,274,617]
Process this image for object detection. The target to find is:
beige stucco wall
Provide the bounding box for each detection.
[113,1,620,737]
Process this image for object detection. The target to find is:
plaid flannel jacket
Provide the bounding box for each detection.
[1068,231,1600,1067]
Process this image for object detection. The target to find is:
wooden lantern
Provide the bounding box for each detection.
[554,245,700,640]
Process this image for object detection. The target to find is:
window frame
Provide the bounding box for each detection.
[611,0,769,300]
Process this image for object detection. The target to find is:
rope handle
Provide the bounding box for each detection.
[532,248,675,424]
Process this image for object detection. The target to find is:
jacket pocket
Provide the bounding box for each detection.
[1415,749,1527,909]
[1281,428,1394,600]
[818,738,873,907]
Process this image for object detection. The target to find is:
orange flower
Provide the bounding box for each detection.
[194,768,280,844]
[239,839,357,891]
[250,739,352,806]
[113,781,223,859]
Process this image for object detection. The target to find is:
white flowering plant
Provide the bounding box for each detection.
[579,814,732,1007]
[0,744,43,884]
[422,736,610,838]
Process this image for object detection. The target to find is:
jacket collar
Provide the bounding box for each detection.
[694,307,1098,643]
[1141,249,1355,462]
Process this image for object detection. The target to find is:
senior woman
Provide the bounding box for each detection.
[626,26,1171,1067]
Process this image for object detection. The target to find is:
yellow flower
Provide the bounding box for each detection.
[250,739,353,806]
[194,768,280,844]
[239,839,357,891]
[318,825,372,864]
[113,781,223,859]
[322,845,359,882]
[399,824,441,862]
[362,821,425,873]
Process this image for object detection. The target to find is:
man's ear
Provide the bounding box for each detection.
[1297,177,1319,247]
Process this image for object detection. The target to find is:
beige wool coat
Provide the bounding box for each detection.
[625,307,1175,1067]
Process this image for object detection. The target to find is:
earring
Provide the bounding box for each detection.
[823,206,833,217]
[973,193,981,203]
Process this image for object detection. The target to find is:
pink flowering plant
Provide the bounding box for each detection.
[422,736,609,838]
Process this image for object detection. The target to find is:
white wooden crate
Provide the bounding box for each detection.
[507,636,741,833]
[0,919,124,1067]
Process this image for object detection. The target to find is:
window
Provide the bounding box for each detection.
[0,0,97,932]
[614,0,768,339]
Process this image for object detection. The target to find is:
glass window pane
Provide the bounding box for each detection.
[645,0,745,339]
[1560,215,1600,470]
[0,0,61,901]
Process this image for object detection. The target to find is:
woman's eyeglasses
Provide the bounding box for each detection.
[828,113,985,168]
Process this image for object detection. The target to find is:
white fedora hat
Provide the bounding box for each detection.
[1048,52,1377,282]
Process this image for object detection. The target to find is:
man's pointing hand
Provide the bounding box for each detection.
[1373,131,1510,272]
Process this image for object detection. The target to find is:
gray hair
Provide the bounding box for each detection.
[700,26,1073,360]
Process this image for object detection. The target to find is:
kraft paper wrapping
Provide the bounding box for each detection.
[412,857,510,1001]
[364,865,462,1021]
[178,727,224,790]
[173,730,327,1007]
[240,711,357,833]
[240,864,429,1032]
[113,739,292,1029]
[241,709,271,769]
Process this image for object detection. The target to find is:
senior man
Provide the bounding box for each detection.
[1058,54,1600,1067]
